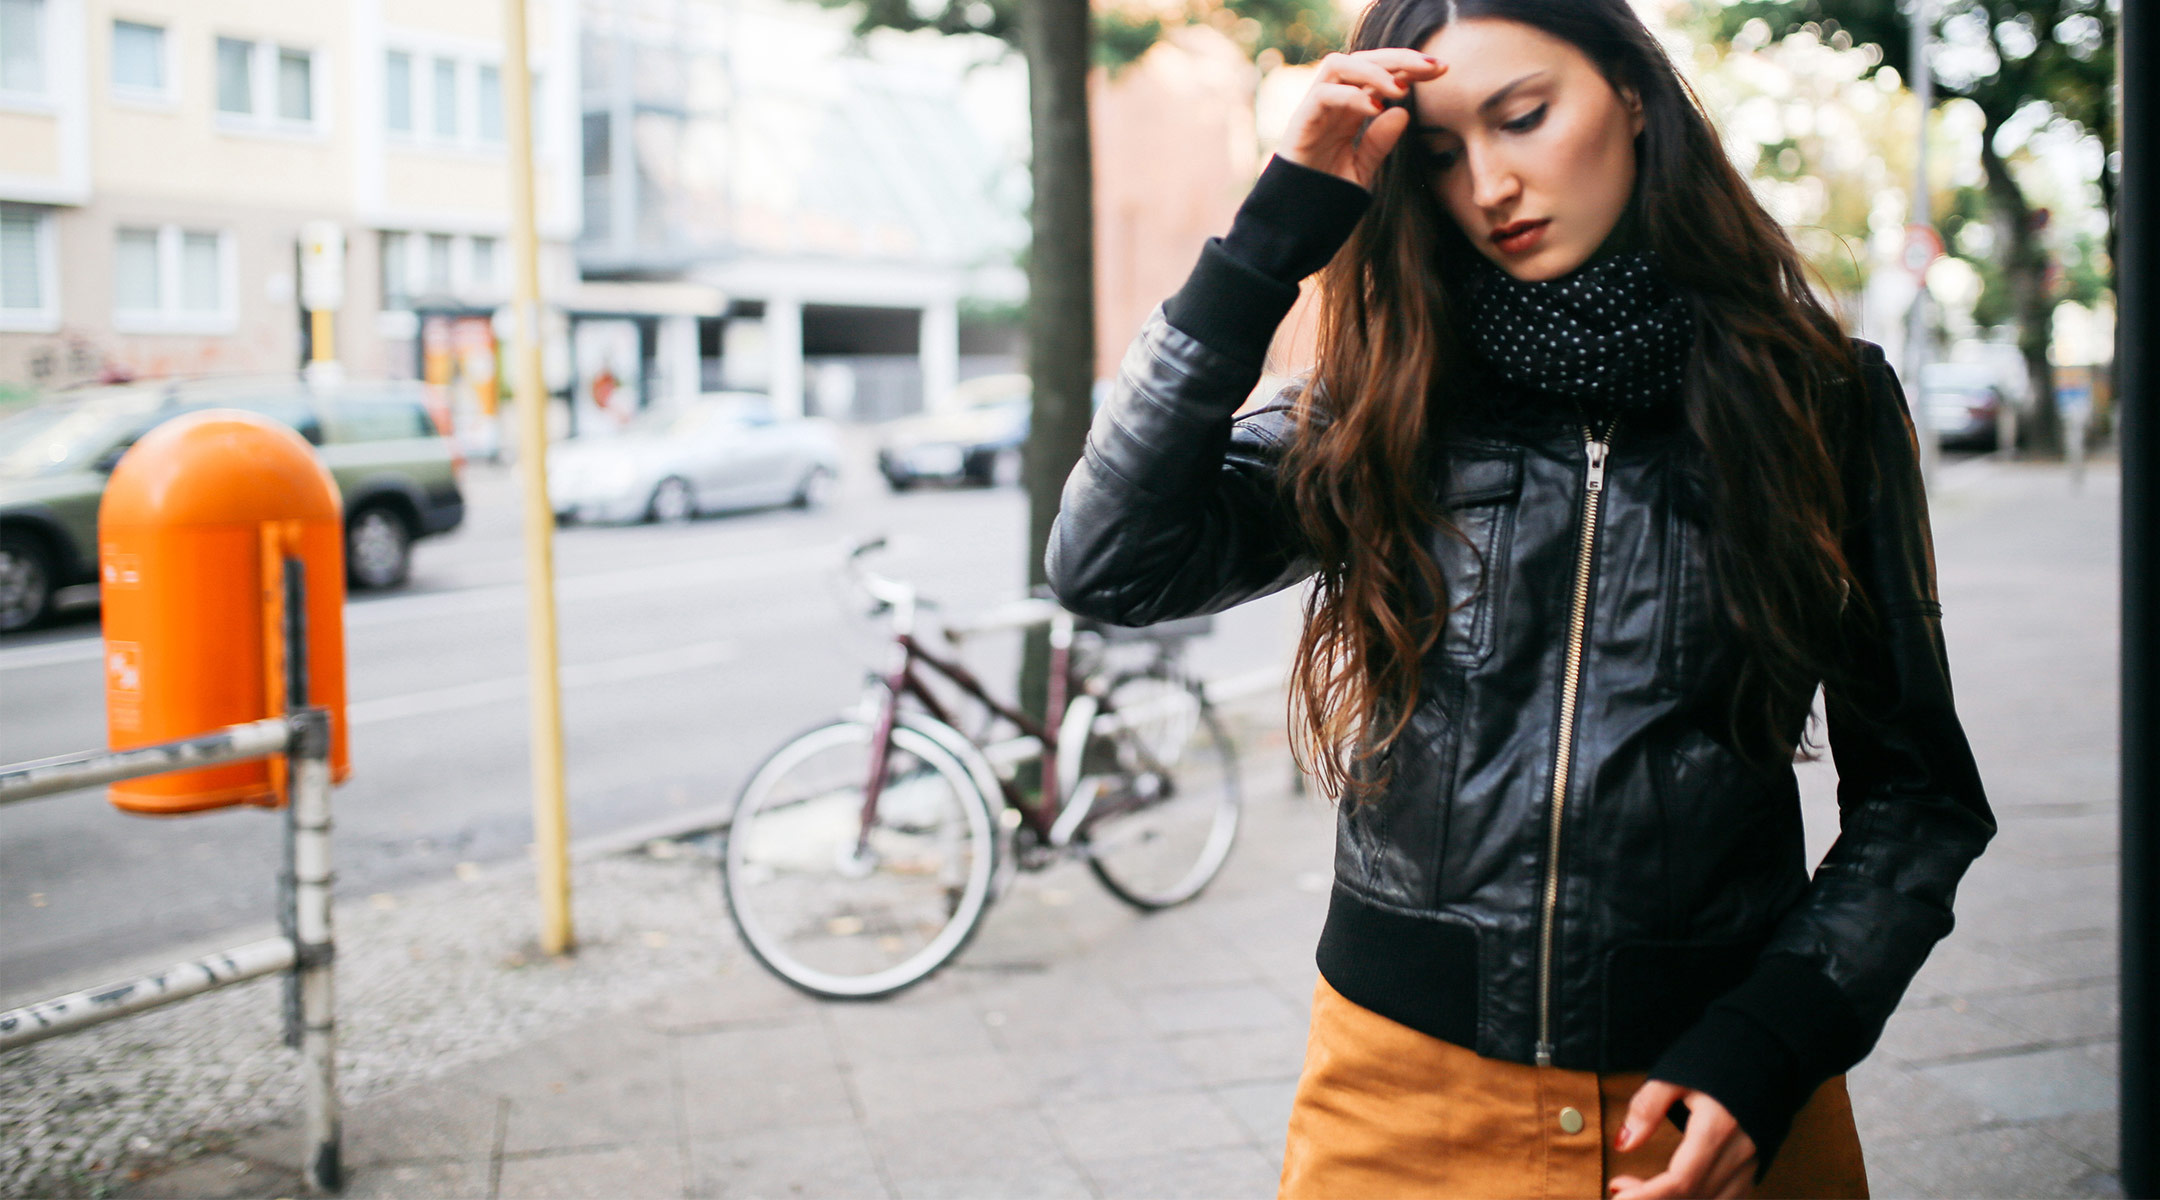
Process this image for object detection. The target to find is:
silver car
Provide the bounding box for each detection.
[548,394,842,525]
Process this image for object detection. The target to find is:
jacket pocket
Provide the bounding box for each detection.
[1430,447,1524,669]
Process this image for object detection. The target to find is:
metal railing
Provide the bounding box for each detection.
[0,559,342,1193]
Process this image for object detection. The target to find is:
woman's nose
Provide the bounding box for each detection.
[1467,147,1521,213]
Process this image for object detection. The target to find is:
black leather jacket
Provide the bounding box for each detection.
[1046,281,1994,1166]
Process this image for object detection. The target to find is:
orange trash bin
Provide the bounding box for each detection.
[99,409,351,814]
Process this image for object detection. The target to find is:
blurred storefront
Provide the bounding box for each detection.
[572,0,1027,423]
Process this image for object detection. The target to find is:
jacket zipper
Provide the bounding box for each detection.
[1535,420,1615,1068]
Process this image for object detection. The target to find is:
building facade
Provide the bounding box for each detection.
[0,0,580,402]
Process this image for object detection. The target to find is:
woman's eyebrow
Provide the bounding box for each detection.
[1413,70,1552,133]
[1477,71,1550,115]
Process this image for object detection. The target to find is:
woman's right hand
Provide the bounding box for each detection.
[1277,50,1447,192]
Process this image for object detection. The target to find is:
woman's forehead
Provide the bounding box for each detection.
[1411,18,1591,129]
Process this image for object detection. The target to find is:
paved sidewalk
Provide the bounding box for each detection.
[60,459,2129,1198]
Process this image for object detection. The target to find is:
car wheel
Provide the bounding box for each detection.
[884,472,916,493]
[347,505,414,590]
[649,476,696,524]
[0,530,55,634]
[792,466,837,509]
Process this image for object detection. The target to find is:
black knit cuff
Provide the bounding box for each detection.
[1646,954,1871,1181]
[1161,155,1372,366]
[1222,154,1374,283]
[1161,241,1302,366]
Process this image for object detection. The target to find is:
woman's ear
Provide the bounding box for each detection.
[1622,86,1645,137]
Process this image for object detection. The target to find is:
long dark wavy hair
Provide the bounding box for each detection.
[1286,0,1870,801]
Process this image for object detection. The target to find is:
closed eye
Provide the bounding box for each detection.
[1501,104,1547,133]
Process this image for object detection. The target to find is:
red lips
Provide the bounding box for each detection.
[1490,218,1550,254]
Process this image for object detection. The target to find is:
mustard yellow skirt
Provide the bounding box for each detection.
[1280,977,1870,1199]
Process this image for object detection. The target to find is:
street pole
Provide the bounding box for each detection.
[2119,0,2155,1189]
[503,0,576,957]
[1906,0,1939,486]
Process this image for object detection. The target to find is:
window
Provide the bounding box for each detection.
[470,235,498,290]
[476,64,501,142]
[425,232,452,292]
[379,230,410,309]
[276,48,311,121]
[0,0,43,96]
[431,57,458,138]
[384,50,411,132]
[111,20,166,98]
[113,225,232,331]
[0,205,56,329]
[215,37,251,114]
[216,38,319,131]
[114,228,160,309]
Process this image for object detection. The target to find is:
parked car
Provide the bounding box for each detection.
[1919,361,2011,452]
[547,393,841,525]
[876,374,1029,490]
[0,377,465,633]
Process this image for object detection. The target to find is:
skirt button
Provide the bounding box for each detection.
[1558,1106,1585,1134]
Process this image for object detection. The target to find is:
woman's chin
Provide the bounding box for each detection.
[1485,244,1592,283]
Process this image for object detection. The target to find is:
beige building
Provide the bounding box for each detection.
[0,0,580,396]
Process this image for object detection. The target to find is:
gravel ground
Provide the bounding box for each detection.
[0,842,749,1199]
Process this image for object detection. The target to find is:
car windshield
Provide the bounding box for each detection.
[0,394,155,478]
[629,404,725,439]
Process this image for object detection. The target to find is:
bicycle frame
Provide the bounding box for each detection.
[857,615,1076,851]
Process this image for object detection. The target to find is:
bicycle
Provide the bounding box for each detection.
[720,537,1243,999]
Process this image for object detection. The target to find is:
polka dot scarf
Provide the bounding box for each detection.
[1462,249,1694,420]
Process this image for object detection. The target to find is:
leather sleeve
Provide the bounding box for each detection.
[1647,339,1997,1174]
[1043,305,1315,625]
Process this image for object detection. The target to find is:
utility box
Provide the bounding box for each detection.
[99,411,351,813]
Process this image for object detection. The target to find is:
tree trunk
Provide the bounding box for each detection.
[1979,123,2062,456]
[1018,0,1095,717]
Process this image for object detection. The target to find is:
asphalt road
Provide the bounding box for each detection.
[0,442,1301,1003]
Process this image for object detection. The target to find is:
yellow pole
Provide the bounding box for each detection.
[502,0,574,956]
[309,309,334,364]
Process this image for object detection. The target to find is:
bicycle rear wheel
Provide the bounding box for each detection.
[1078,672,1241,910]
[723,718,997,998]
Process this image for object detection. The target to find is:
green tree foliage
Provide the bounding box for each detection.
[1704,0,2115,454]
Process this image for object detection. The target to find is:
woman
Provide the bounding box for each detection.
[1046,1,1995,1197]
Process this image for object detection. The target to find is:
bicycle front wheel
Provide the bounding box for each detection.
[723,718,997,998]
[1078,672,1241,910]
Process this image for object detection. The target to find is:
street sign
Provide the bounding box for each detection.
[1902,222,1945,282]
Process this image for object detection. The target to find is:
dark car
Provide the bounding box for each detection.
[0,377,464,633]
[1918,362,2011,452]
[877,374,1029,490]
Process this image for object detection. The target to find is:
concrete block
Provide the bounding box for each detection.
[689,1120,888,1199]
[1868,1124,2110,1200]
[825,997,998,1062]
[235,1082,501,1167]
[1170,1028,1310,1088]
[1970,980,2121,1045]
[1136,983,1301,1037]
[1080,1144,1282,1199]
[1211,1078,1299,1149]
[867,1108,1091,1200]
[844,1050,1031,1123]
[500,1055,678,1154]
[1007,1038,1203,1103]
[1918,1042,2118,1121]
[341,1157,494,1199]
[497,1144,685,1198]
[1042,1089,1249,1163]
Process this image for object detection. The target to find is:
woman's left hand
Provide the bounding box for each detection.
[1606,1080,1759,1199]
